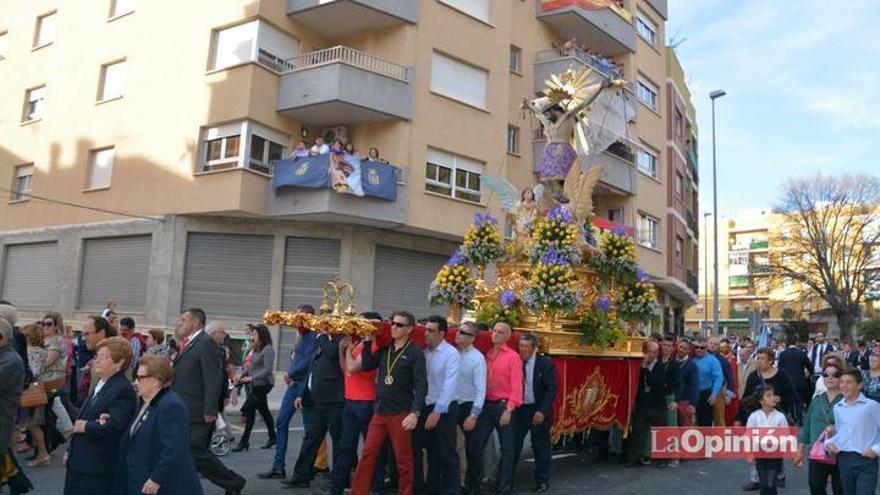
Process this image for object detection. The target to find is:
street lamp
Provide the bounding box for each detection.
[710,89,726,335]
[703,212,711,335]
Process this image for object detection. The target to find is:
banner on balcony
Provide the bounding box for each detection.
[273,156,331,189]
[361,161,398,201]
[540,0,633,21]
[273,154,397,201]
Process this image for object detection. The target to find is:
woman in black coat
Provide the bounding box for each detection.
[735,346,797,425]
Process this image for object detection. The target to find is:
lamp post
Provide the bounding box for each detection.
[703,212,711,336]
[709,89,726,336]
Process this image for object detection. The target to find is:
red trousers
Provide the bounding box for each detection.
[351,411,413,495]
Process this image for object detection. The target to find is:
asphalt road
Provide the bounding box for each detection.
[17,415,810,495]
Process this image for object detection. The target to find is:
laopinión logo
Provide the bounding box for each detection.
[650,427,799,459]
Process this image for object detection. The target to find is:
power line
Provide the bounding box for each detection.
[0,187,163,222]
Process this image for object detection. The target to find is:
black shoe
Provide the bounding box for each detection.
[261,438,277,449]
[258,467,286,479]
[225,477,246,495]
[281,477,310,488]
[533,484,549,494]
[777,476,786,488]
[231,442,249,452]
[742,481,760,491]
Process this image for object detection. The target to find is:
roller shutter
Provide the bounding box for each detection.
[1,242,58,308]
[372,245,448,321]
[78,235,151,311]
[181,233,273,319]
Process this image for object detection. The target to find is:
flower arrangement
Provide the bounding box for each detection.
[578,295,625,347]
[617,268,658,324]
[523,248,581,315]
[527,206,583,265]
[430,249,477,307]
[476,289,521,327]
[588,225,639,284]
[462,212,506,266]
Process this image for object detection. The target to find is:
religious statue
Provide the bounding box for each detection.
[480,177,543,259]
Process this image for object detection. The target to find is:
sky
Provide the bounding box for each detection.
[666,0,880,216]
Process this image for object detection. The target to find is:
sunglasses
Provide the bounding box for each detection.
[822,372,842,378]
[694,345,707,350]
[42,321,55,327]
[459,331,475,337]
[391,322,408,328]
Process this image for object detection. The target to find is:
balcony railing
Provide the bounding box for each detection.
[686,210,696,233]
[535,47,624,81]
[729,310,753,320]
[687,149,698,180]
[729,275,749,288]
[749,263,770,274]
[282,46,412,82]
[687,270,699,295]
[749,240,769,250]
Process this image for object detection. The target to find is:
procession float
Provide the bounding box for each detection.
[266,64,654,440]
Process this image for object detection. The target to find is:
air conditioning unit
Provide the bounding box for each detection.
[321,125,350,144]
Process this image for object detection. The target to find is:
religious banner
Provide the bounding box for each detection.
[273,154,398,201]
[540,0,633,22]
[272,155,331,189]
[330,152,365,196]
[361,161,398,201]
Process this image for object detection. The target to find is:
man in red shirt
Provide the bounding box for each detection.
[473,322,523,495]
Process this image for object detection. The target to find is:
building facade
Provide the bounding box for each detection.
[1,0,686,357]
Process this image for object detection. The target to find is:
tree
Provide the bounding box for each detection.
[768,174,880,340]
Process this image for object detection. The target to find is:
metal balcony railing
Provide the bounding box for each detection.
[749,240,769,250]
[534,47,634,93]
[687,270,699,294]
[282,46,412,82]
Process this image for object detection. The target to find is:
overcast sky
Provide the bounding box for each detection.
[667,0,880,216]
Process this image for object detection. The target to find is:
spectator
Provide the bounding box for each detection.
[116,355,203,495]
[23,324,51,467]
[738,341,757,398]
[674,339,699,427]
[233,324,276,451]
[813,354,847,399]
[40,312,68,391]
[745,385,788,495]
[809,333,835,376]
[366,147,388,164]
[330,139,345,155]
[81,315,119,398]
[309,137,329,156]
[708,337,735,426]
[627,341,667,468]
[513,333,557,493]
[344,142,355,155]
[862,354,880,402]
[291,140,309,159]
[64,336,137,495]
[777,334,812,423]
[104,310,119,330]
[795,363,843,495]
[144,329,169,358]
[692,337,723,426]
[118,317,145,374]
[0,316,25,461]
[825,369,880,495]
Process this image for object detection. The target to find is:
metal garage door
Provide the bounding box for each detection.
[79,236,151,311]
[372,245,448,321]
[181,233,273,320]
[1,242,58,309]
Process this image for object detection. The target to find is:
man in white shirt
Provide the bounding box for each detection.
[454,322,486,495]
[810,333,833,375]
[309,137,329,156]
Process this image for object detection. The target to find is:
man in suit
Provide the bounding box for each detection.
[172,308,245,495]
[282,326,345,488]
[808,332,834,377]
[513,333,558,493]
[628,341,667,467]
[777,334,812,423]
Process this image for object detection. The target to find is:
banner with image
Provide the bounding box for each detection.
[273,154,398,201]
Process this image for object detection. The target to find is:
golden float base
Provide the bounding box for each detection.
[516,313,645,358]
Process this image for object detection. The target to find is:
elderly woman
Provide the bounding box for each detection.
[861,354,880,403]
[232,324,276,451]
[64,336,137,495]
[0,318,25,454]
[143,330,169,359]
[114,355,203,495]
[22,324,51,467]
[795,363,844,495]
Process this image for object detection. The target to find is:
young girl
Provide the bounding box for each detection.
[745,385,788,495]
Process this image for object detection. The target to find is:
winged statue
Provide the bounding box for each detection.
[481,175,544,257]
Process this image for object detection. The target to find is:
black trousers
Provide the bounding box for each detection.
[473,400,516,495]
[513,404,552,488]
[627,404,667,462]
[756,458,782,495]
[292,402,343,481]
[808,459,842,495]
[458,402,485,495]
[412,402,460,495]
[190,420,243,490]
[240,383,275,444]
[696,389,714,427]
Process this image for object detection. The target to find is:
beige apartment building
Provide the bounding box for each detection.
[0,0,683,355]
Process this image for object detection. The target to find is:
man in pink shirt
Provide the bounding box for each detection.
[473,322,522,495]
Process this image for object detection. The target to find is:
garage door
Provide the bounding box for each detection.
[181,233,273,320]
[79,236,151,311]
[1,242,58,309]
[372,245,448,321]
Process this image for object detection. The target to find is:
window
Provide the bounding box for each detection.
[249,134,285,174]
[34,11,56,48]
[430,51,488,109]
[637,213,660,249]
[425,147,484,203]
[636,11,657,46]
[438,0,491,23]
[675,171,683,198]
[506,125,519,154]
[636,148,658,178]
[23,86,46,122]
[11,165,33,201]
[675,236,684,263]
[109,0,135,18]
[87,147,114,190]
[204,135,241,171]
[98,60,125,101]
[608,207,624,224]
[210,20,298,72]
[637,78,658,110]
[0,31,8,59]
[508,45,521,73]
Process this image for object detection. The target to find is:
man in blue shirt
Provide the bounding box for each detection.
[692,337,723,427]
[826,369,880,495]
[258,304,317,480]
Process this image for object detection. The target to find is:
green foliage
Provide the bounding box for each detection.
[782,319,809,343]
[578,308,625,348]
[475,301,520,328]
[858,319,880,343]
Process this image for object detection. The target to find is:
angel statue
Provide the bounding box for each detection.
[523,67,626,199]
[480,176,544,258]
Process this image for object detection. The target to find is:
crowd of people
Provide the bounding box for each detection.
[289,136,389,164]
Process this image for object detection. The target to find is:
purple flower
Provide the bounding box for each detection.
[636,266,651,282]
[446,248,468,266]
[610,224,628,236]
[540,247,568,265]
[473,212,499,226]
[500,290,516,308]
[594,295,612,312]
[547,206,573,224]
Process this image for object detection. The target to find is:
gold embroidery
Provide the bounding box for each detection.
[294,162,310,176]
[367,168,380,186]
[550,366,621,442]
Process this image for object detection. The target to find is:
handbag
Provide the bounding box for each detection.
[808,398,836,465]
[19,383,48,409]
[41,376,66,393]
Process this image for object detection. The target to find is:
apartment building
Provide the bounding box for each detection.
[0,0,681,353]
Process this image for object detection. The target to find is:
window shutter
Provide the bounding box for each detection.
[2,242,58,309]
[372,246,448,321]
[281,237,341,311]
[79,236,151,311]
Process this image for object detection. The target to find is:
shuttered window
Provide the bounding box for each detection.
[181,233,273,319]
[78,235,151,311]
[2,242,58,309]
[372,246,448,321]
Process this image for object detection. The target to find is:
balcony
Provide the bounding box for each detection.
[535,1,636,55]
[749,263,770,275]
[687,149,698,182]
[687,269,699,295]
[287,0,418,39]
[532,141,637,195]
[276,46,414,126]
[686,210,696,233]
[749,240,769,250]
[729,309,753,320]
[729,275,749,288]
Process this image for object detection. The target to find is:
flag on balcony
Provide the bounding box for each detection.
[272,156,331,189]
[330,153,365,197]
[540,0,633,21]
[361,161,398,201]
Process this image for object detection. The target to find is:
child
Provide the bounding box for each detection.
[745,385,788,495]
